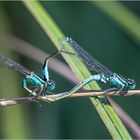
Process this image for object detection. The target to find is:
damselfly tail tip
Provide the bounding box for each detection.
[66,37,72,42]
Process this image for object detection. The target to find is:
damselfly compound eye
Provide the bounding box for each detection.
[127,79,136,90]
[47,80,55,91]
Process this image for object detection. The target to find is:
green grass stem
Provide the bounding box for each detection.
[22,1,132,139]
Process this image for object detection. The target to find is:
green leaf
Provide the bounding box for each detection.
[22,1,132,139]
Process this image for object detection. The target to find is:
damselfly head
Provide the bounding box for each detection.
[47,80,55,91]
[127,79,136,90]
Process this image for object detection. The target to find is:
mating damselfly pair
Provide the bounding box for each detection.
[0,37,136,102]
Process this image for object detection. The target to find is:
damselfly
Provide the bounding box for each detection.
[44,37,136,102]
[0,37,136,102]
[0,53,56,97]
[67,37,136,90]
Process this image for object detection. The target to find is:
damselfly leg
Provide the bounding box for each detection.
[103,87,118,94]
[22,79,44,96]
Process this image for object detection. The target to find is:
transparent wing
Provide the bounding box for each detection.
[66,37,113,76]
[0,53,31,76]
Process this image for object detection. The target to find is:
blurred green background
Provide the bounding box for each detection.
[0,1,140,139]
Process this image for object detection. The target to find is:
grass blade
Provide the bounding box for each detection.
[22,1,132,139]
